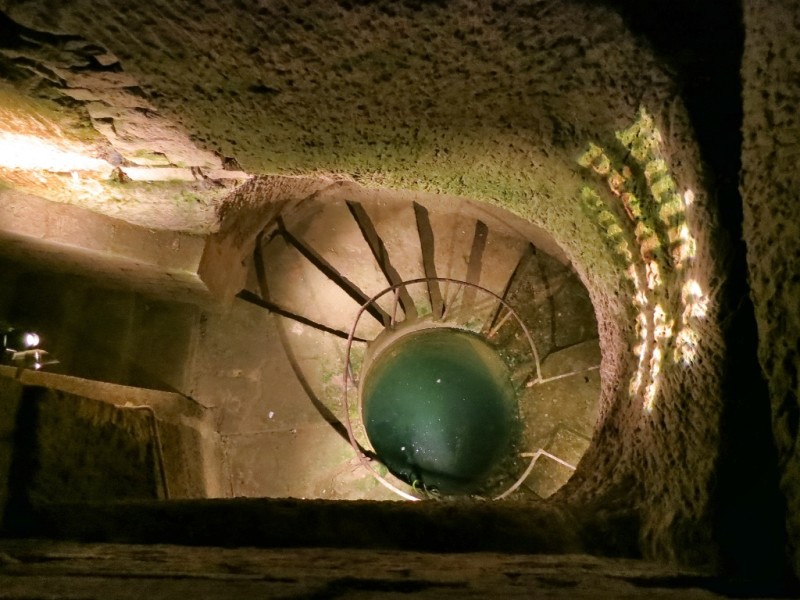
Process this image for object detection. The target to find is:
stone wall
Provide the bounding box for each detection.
[0,382,158,532]
[741,0,800,576]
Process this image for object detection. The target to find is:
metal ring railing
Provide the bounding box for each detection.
[342,277,545,501]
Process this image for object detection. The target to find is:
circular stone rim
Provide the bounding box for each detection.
[343,277,543,501]
[360,325,518,494]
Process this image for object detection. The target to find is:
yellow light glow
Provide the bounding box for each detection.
[668,223,687,244]
[682,279,703,301]
[615,242,633,261]
[644,158,668,182]
[671,242,690,266]
[650,175,675,201]
[629,306,650,397]
[645,260,662,290]
[653,304,673,341]
[650,347,662,374]
[684,302,706,321]
[0,131,112,174]
[582,109,708,414]
[607,170,626,196]
[680,279,708,320]
[643,380,658,412]
[658,197,683,221]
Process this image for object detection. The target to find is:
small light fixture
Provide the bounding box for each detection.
[2,328,41,351]
[1,327,58,370]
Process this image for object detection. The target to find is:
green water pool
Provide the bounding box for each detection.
[362,327,518,494]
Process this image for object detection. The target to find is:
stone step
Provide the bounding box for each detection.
[258,232,384,342]
[356,198,434,318]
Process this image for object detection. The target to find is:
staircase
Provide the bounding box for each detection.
[195,190,601,501]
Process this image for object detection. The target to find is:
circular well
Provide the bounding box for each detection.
[361,327,517,494]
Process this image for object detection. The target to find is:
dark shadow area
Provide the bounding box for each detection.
[2,386,42,536]
[486,243,535,334]
[346,200,417,319]
[276,218,391,326]
[462,220,489,310]
[412,202,445,319]
[22,496,595,555]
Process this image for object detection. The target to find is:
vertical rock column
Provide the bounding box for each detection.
[741,0,800,577]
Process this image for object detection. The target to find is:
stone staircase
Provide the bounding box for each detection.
[196,191,601,500]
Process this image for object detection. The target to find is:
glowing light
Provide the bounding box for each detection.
[621,192,642,220]
[629,307,650,397]
[607,170,626,196]
[643,380,658,412]
[650,347,662,376]
[581,108,709,413]
[598,210,617,226]
[636,311,648,332]
[653,304,673,341]
[658,196,683,221]
[684,302,706,321]
[650,175,675,201]
[681,280,708,320]
[645,260,662,290]
[0,131,112,174]
[644,158,668,183]
[682,280,702,302]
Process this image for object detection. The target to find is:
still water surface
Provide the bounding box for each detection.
[362,328,517,493]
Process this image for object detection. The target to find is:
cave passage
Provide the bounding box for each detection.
[362,328,518,494]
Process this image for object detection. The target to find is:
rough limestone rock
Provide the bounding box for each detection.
[741,0,800,575]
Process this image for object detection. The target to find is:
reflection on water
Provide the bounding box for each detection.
[362,328,518,494]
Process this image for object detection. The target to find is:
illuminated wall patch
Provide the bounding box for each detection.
[578,108,708,413]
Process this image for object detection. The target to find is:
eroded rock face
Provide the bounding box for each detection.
[742,0,800,575]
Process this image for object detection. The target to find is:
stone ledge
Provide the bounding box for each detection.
[0,189,213,303]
